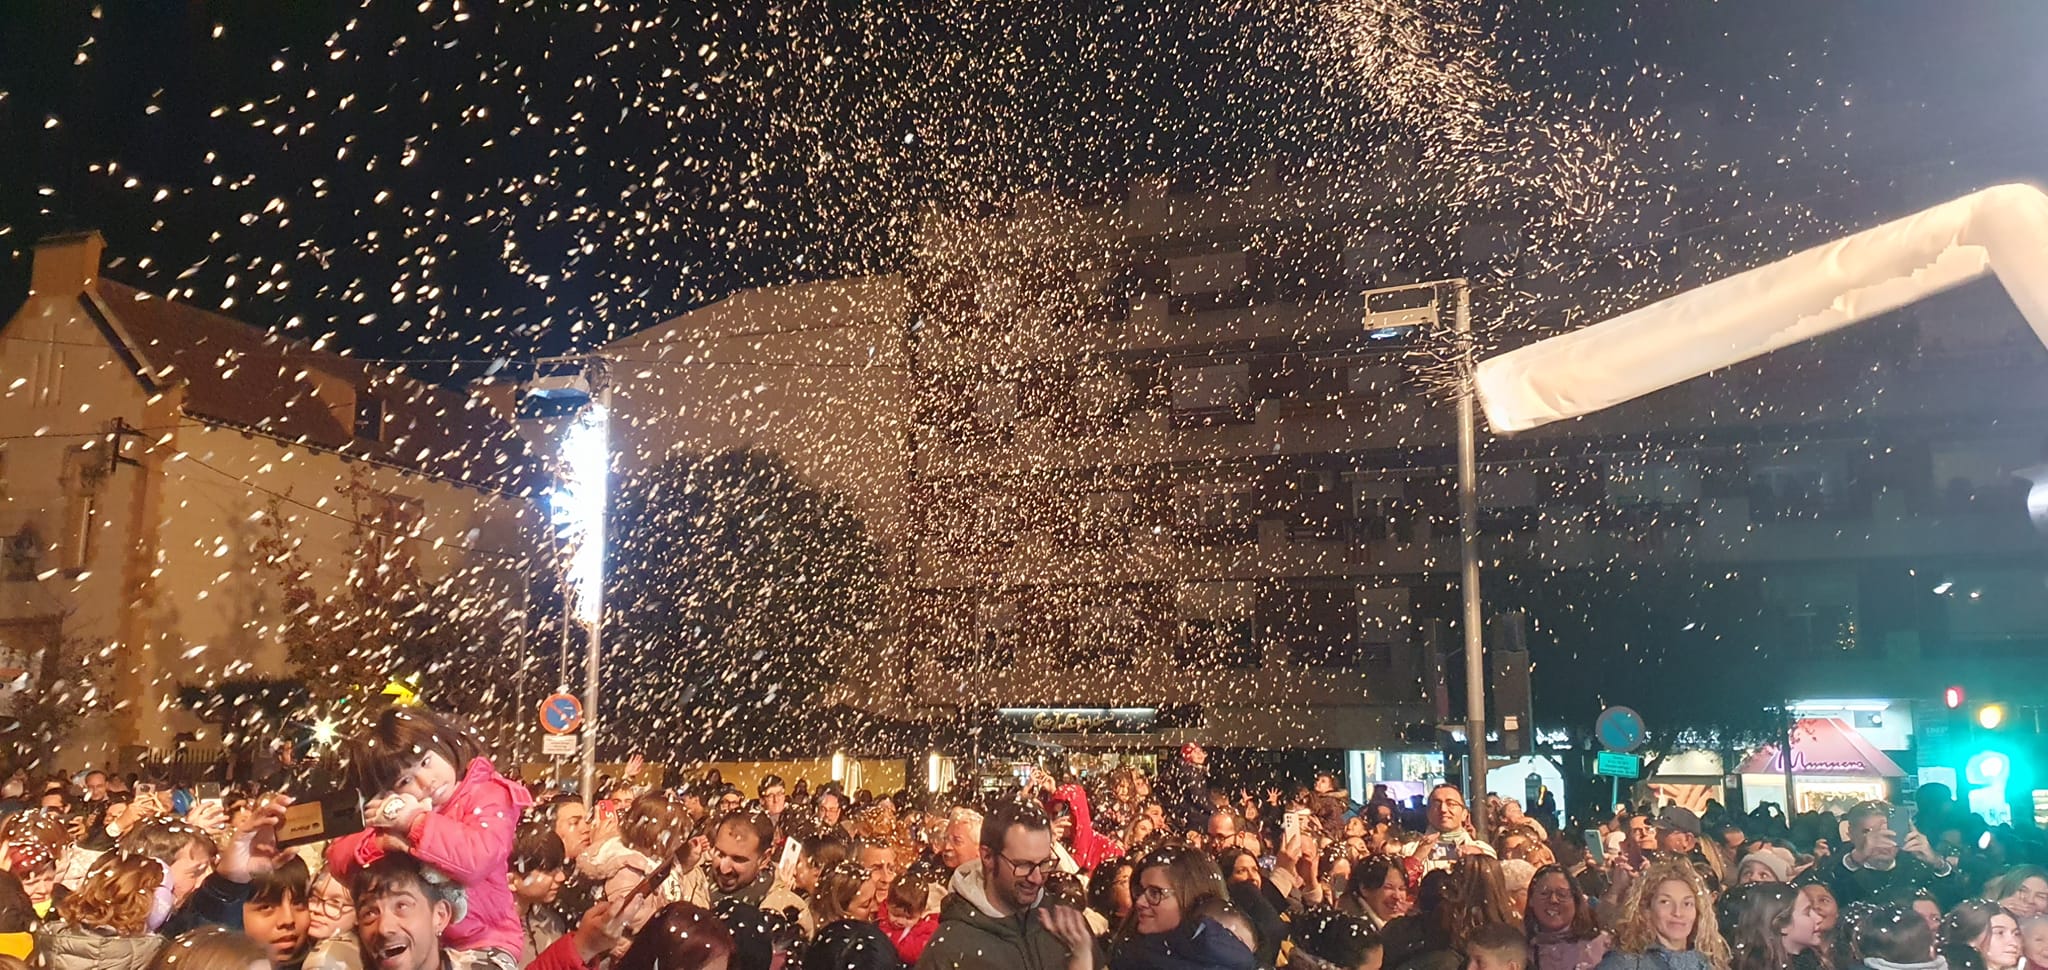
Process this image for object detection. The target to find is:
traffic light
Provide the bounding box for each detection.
[1979,703,2008,730]
[1946,686,1966,709]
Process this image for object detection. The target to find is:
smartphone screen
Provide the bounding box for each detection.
[1583,829,1606,865]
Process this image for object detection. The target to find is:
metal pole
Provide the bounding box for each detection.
[581,380,610,810]
[1452,279,1489,838]
[1781,699,1798,813]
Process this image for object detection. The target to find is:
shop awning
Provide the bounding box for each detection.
[1737,717,1905,777]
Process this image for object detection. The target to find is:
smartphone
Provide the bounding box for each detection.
[1583,829,1606,866]
[277,788,366,849]
[1282,808,1307,842]
[196,783,223,800]
[1889,803,1917,839]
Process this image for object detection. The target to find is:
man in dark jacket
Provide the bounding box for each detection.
[918,800,1097,970]
[1819,800,1966,908]
[1156,745,1210,833]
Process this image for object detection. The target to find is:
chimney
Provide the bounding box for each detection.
[30,231,105,297]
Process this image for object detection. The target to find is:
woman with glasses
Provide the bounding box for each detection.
[302,864,361,970]
[1526,865,1608,970]
[1110,847,1255,970]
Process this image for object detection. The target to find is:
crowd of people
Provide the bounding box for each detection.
[0,714,2045,970]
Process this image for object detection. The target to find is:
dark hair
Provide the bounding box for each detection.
[117,817,219,868]
[759,775,786,797]
[803,832,851,871]
[616,901,737,970]
[1348,855,1407,905]
[339,706,484,799]
[350,851,458,912]
[1721,884,1801,970]
[622,793,694,858]
[1088,857,1136,922]
[1524,864,1599,943]
[1941,899,2007,956]
[247,853,312,909]
[805,918,903,970]
[1216,847,1260,884]
[148,924,270,969]
[715,811,778,855]
[513,820,569,875]
[980,799,1052,857]
[1855,905,1936,966]
[0,871,31,934]
[1467,922,1532,963]
[1295,911,1383,968]
[812,862,872,925]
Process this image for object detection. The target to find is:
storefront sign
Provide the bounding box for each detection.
[999,707,1158,733]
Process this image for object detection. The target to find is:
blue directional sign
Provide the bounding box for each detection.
[541,693,584,735]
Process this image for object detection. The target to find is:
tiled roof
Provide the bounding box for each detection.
[86,279,539,495]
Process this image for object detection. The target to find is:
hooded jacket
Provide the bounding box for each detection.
[32,925,164,970]
[1050,784,1124,874]
[916,859,1086,970]
[1109,917,1260,970]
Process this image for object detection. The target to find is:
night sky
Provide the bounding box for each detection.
[6,1,2042,370]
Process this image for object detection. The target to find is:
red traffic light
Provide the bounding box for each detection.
[1945,686,1966,709]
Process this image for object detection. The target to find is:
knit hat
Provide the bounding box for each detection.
[1737,850,1792,883]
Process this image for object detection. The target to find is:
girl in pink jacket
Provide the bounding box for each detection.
[327,706,534,961]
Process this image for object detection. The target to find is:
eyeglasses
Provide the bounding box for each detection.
[309,896,355,919]
[997,853,1061,878]
[1136,886,1177,905]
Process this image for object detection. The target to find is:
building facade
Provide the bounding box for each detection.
[0,233,544,771]
[893,165,2048,781]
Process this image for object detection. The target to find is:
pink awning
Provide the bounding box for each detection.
[1738,717,1906,777]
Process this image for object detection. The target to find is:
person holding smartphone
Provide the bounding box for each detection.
[1817,800,1963,909]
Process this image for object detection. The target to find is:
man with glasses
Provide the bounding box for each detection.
[1402,784,1493,874]
[918,800,1097,970]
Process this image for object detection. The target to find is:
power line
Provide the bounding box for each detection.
[178,453,532,562]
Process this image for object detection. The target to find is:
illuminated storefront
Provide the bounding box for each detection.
[1739,716,1905,813]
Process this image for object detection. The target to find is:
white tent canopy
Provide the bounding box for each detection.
[1475,183,2048,432]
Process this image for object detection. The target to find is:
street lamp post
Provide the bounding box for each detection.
[533,357,611,810]
[1448,279,1489,835]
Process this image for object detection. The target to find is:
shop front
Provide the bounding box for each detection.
[1738,716,1906,813]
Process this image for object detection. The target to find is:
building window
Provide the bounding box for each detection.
[1168,252,1248,296]
[1262,585,1362,669]
[1173,482,1257,545]
[971,379,1018,438]
[354,395,386,442]
[1357,587,1410,668]
[1606,459,1702,506]
[1169,363,1252,427]
[1177,582,1259,669]
[1074,491,1135,548]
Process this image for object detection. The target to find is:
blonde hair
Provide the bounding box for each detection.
[56,853,166,936]
[1612,858,1730,970]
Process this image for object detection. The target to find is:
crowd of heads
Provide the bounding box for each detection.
[1,725,2047,970]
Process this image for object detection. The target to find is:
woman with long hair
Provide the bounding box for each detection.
[1593,857,1731,970]
[1340,856,1411,932]
[1718,884,1824,970]
[1997,869,2048,921]
[1526,865,1609,970]
[1944,900,2022,970]
[1383,856,1519,970]
[1111,847,1255,970]
[34,854,168,970]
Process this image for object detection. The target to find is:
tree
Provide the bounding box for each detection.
[0,625,112,774]
[251,467,524,742]
[605,449,885,762]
